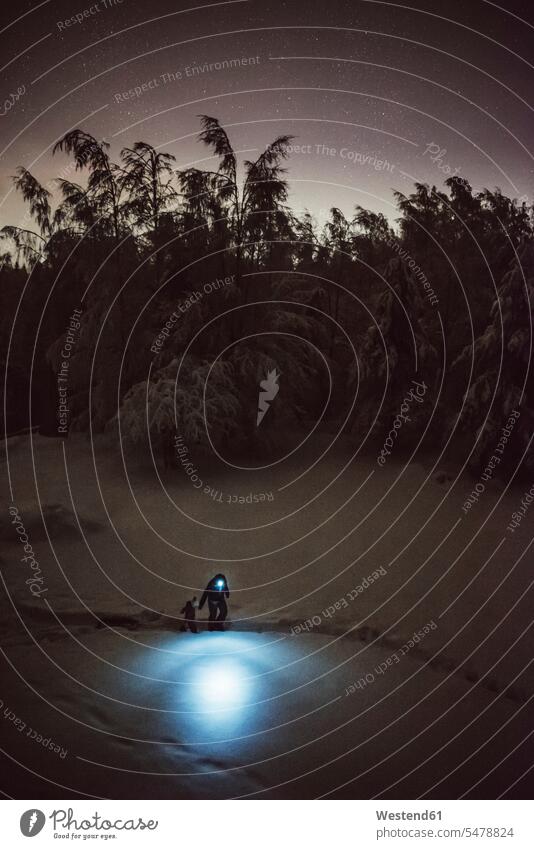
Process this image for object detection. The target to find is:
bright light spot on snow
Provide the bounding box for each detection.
[184,635,252,722]
[196,660,248,707]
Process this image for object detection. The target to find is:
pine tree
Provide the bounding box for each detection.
[349,255,437,434]
[453,239,534,472]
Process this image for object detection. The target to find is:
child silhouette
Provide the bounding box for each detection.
[180,595,198,633]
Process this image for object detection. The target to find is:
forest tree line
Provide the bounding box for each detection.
[1,116,533,475]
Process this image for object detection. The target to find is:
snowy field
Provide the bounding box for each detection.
[1,433,532,798]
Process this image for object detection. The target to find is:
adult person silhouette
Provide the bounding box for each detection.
[199,573,230,631]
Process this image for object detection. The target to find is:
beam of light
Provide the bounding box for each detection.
[196,660,248,707]
[183,635,254,724]
[174,633,259,657]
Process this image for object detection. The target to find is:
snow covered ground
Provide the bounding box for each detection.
[1,433,532,797]
[2,628,533,799]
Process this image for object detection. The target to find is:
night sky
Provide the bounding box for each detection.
[1,0,533,228]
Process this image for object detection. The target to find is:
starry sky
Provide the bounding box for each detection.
[0,0,533,229]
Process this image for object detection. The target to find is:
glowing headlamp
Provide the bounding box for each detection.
[216,580,224,589]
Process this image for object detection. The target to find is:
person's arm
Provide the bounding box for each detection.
[199,589,208,610]
[225,587,230,599]
[180,605,186,614]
